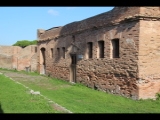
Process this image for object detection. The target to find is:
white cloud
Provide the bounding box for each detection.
[47,9,59,16]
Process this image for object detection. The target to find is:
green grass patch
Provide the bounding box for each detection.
[0,68,40,76]
[0,74,62,113]
[1,68,160,113]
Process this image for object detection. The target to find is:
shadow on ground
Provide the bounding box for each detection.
[0,103,4,113]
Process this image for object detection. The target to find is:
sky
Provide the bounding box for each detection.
[0,7,114,46]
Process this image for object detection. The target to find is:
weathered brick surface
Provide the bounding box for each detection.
[0,45,21,69]
[37,7,142,99]
[0,45,37,72]
[0,54,13,69]
[37,7,160,99]
[137,7,160,99]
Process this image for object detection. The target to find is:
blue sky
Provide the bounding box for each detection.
[0,7,114,46]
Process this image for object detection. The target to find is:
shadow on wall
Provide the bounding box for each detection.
[0,103,4,113]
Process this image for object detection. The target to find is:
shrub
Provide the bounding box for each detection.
[13,40,37,48]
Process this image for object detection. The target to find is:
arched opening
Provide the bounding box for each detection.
[40,47,46,74]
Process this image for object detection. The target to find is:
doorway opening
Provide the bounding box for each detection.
[70,54,77,83]
[40,48,46,74]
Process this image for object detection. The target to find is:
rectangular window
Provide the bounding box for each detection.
[50,48,53,58]
[57,48,60,58]
[112,39,119,58]
[62,47,65,59]
[87,42,93,58]
[35,47,37,53]
[98,41,104,58]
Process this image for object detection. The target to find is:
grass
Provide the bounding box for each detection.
[0,67,40,76]
[1,68,160,113]
[0,74,63,113]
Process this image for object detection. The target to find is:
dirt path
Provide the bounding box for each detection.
[0,69,72,113]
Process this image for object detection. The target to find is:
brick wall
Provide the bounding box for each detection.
[136,7,160,99]
[37,7,143,99]
[37,7,160,99]
[0,45,37,72]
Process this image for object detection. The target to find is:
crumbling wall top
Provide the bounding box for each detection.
[38,7,160,41]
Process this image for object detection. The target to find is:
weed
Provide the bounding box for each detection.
[156,93,160,100]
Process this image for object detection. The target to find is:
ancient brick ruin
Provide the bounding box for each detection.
[0,45,37,72]
[0,7,160,100]
[36,7,160,100]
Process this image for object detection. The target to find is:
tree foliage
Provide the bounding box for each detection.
[12,40,37,48]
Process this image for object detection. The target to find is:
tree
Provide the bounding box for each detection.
[13,40,37,48]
